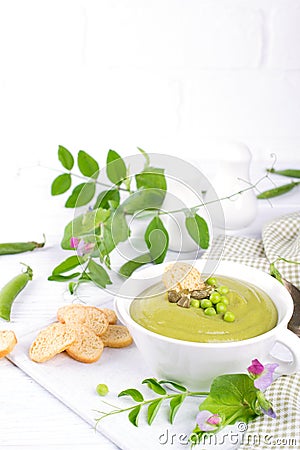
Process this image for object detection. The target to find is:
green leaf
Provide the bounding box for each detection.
[137,147,150,168]
[119,253,152,278]
[169,394,185,424]
[122,189,166,214]
[48,272,80,282]
[51,173,72,196]
[110,209,130,245]
[106,149,127,185]
[147,398,163,425]
[142,378,167,395]
[77,150,99,179]
[61,208,110,249]
[118,389,144,402]
[58,145,74,170]
[52,255,84,275]
[159,380,187,392]
[199,374,259,424]
[128,405,141,427]
[144,216,169,264]
[185,214,209,249]
[135,167,167,191]
[88,259,112,287]
[94,189,120,210]
[65,182,96,208]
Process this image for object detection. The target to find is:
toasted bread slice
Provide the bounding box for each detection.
[162,262,205,292]
[101,325,133,348]
[66,325,104,363]
[100,308,118,325]
[29,322,76,363]
[57,304,109,336]
[0,330,17,358]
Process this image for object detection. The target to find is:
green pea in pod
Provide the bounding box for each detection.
[267,168,300,179]
[257,181,300,199]
[0,264,33,321]
[0,235,45,255]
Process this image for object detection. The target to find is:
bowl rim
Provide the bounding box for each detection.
[114,260,294,348]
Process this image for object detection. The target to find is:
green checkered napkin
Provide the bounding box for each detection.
[205,211,300,288]
[204,212,300,450]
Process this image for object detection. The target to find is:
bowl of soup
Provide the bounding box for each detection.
[115,261,300,390]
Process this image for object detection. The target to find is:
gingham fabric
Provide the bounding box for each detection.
[204,211,300,288]
[203,212,300,450]
[239,373,300,450]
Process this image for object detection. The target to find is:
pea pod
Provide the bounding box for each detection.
[257,181,300,199]
[0,264,33,321]
[0,235,45,255]
[267,168,300,179]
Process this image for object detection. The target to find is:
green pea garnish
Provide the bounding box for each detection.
[190,299,200,308]
[224,311,235,322]
[200,299,212,309]
[204,307,217,316]
[219,295,229,305]
[217,285,229,295]
[210,292,221,304]
[96,384,109,396]
[216,302,227,314]
[206,277,217,286]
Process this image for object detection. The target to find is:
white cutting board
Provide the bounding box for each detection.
[7,300,242,450]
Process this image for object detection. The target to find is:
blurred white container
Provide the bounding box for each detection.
[209,141,257,230]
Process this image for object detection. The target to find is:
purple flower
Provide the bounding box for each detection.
[196,410,222,432]
[248,359,279,391]
[70,237,80,249]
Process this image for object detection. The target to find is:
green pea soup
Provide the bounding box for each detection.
[130,276,278,343]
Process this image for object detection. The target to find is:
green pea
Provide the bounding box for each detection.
[210,292,221,304]
[0,264,33,321]
[204,307,217,316]
[224,311,235,322]
[200,299,212,309]
[217,285,229,295]
[190,299,200,308]
[206,277,217,286]
[220,295,229,305]
[96,384,109,396]
[216,302,227,314]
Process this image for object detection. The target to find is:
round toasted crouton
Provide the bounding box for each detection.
[66,325,104,363]
[162,262,205,292]
[0,330,17,358]
[57,304,109,336]
[100,325,133,348]
[29,322,76,363]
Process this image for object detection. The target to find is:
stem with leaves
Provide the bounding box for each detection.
[95,378,208,428]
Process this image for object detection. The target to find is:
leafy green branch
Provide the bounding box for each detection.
[95,377,208,428]
[94,361,277,444]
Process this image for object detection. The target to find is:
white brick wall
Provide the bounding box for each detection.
[0,0,299,171]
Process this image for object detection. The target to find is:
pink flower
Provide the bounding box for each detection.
[77,239,95,257]
[248,359,279,391]
[196,410,222,432]
[70,237,80,248]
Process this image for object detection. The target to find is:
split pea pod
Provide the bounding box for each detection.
[0,264,33,321]
[0,235,45,255]
[257,181,300,199]
[267,168,300,178]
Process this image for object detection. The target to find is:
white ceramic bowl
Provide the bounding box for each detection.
[115,261,300,390]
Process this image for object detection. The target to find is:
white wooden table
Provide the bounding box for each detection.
[0,162,299,450]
